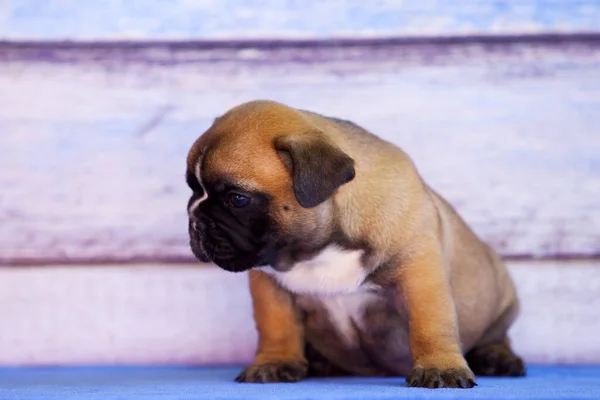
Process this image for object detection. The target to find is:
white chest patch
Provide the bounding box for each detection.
[262,245,370,296]
[318,290,382,344]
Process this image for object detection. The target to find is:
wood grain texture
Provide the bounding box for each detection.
[0,261,598,365]
[0,39,599,264]
[1,0,600,41]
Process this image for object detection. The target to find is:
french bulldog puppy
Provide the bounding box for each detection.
[186,100,525,388]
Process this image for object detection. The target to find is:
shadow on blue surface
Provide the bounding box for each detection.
[1,365,599,400]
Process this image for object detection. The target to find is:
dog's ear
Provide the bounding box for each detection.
[274,131,355,208]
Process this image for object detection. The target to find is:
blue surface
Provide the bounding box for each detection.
[1,365,600,400]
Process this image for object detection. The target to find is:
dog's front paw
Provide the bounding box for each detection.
[235,360,308,383]
[466,342,526,377]
[406,366,476,389]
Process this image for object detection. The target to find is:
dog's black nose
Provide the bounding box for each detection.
[202,217,216,230]
[190,213,216,230]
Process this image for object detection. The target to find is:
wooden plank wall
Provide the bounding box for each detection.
[1,261,599,366]
[1,2,599,265]
[1,0,600,368]
[2,1,600,40]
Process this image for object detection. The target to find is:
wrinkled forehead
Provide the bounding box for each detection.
[201,138,289,192]
[187,102,308,193]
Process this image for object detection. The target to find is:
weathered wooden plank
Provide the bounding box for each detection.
[0,40,599,264]
[1,0,600,41]
[0,261,598,365]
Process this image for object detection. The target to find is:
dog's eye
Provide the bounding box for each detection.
[226,193,250,208]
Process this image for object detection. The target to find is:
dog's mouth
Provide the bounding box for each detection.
[188,221,267,273]
[193,242,254,273]
[188,224,212,264]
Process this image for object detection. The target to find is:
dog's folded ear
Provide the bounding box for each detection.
[274,131,355,208]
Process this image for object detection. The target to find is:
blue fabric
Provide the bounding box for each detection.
[1,365,599,400]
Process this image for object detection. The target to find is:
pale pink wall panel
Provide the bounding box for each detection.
[2,1,599,41]
[1,41,599,264]
[0,262,598,366]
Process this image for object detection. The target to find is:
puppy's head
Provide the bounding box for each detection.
[186,100,355,272]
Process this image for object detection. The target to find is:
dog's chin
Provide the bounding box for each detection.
[212,260,255,273]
